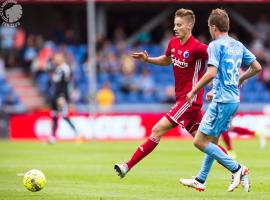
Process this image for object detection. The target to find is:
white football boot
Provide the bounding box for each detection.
[228,165,249,192]
[179,177,206,192]
[47,135,56,144]
[114,163,129,178]
[241,174,250,192]
[255,130,267,150]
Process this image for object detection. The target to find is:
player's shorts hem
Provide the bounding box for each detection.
[187,122,200,133]
[198,126,219,138]
[165,114,179,127]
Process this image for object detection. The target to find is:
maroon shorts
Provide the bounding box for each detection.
[165,101,203,133]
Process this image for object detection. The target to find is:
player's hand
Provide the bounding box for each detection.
[57,97,66,108]
[238,79,246,88]
[131,50,149,62]
[186,90,196,104]
[206,91,214,101]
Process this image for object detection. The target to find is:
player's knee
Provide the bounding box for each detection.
[193,138,202,149]
[151,124,165,138]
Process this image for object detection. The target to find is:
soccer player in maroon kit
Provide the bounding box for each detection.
[114,8,212,178]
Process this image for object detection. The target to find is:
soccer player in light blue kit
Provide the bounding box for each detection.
[180,8,262,192]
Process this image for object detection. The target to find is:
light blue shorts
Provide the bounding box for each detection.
[199,102,239,138]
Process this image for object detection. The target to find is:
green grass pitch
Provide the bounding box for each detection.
[0,139,269,200]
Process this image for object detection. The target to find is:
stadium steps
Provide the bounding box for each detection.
[6,68,45,110]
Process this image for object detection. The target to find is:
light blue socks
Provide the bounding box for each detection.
[196,154,214,182]
[204,142,239,172]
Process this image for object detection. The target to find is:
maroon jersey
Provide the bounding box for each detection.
[165,36,208,105]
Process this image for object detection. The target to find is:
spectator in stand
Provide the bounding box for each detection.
[101,40,114,57]
[31,41,54,80]
[23,35,37,74]
[138,68,156,101]
[161,29,174,50]
[96,52,110,75]
[96,33,106,52]
[0,92,19,110]
[250,33,270,90]
[0,54,5,79]
[255,14,270,42]
[115,40,128,57]
[114,26,126,42]
[0,26,16,51]
[250,34,270,65]
[13,28,25,49]
[0,26,16,67]
[107,52,121,75]
[35,34,45,51]
[118,54,140,95]
[65,29,77,45]
[53,23,66,44]
[260,62,270,90]
[2,93,19,106]
[96,81,115,111]
[13,27,26,66]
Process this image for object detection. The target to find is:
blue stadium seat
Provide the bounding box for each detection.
[124,92,140,103]
[0,83,12,95]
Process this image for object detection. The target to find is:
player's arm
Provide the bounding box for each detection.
[239,60,262,86]
[186,66,217,104]
[131,51,171,66]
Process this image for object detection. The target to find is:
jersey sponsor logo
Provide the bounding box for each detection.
[171,55,188,68]
[183,51,189,58]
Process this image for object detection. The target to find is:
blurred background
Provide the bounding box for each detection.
[1,0,270,141]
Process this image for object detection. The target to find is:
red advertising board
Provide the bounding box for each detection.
[10,112,187,140]
[10,112,270,140]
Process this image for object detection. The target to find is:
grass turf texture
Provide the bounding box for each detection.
[0,140,269,200]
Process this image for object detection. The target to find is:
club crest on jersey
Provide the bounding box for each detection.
[183,51,189,58]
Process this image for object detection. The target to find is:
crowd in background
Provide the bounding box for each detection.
[1,12,270,110]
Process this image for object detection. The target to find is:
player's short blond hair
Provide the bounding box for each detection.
[208,8,230,32]
[175,8,195,26]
